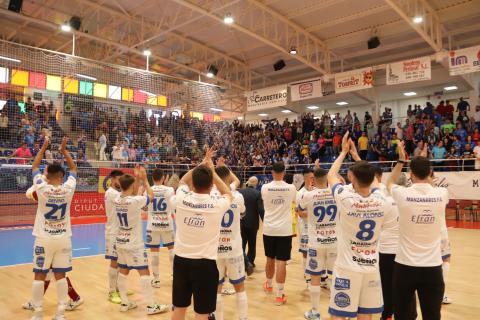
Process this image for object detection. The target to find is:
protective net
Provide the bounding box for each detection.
[0,40,231,227]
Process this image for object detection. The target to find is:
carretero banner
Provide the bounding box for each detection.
[289,78,322,101]
[246,85,287,111]
[448,45,480,76]
[386,56,431,85]
[335,67,374,93]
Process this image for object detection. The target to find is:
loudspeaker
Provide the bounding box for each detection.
[273,59,286,71]
[367,36,380,49]
[8,0,23,12]
[69,16,82,31]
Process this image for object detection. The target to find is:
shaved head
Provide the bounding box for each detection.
[247,176,258,188]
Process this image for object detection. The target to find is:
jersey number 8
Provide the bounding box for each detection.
[356,220,376,241]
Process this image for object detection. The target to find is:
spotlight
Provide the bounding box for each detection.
[143,49,152,56]
[206,65,218,78]
[289,47,297,55]
[223,14,234,25]
[413,16,423,24]
[61,24,71,32]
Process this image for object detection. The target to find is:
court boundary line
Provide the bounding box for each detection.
[0,253,104,269]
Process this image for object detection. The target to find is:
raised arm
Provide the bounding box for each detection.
[179,168,194,190]
[32,137,49,173]
[387,140,406,193]
[229,171,241,189]
[349,139,361,162]
[138,166,153,201]
[60,137,77,174]
[327,132,350,187]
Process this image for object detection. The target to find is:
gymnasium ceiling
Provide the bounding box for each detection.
[0,0,479,114]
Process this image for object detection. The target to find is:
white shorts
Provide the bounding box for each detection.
[105,235,117,260]
[329,266,383,318]
[145,229,175,248]
[217,254,246,285]
[299,234,309,254]
[441,238,452,260]
[33,237,72,273]
[117,247,149,270]
[306,247,337,276]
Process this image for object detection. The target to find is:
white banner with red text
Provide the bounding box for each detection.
[289,78,323,101]
[335,67,374,93]
[448,45,480,76]
[386,56,431,85]
[246,84,288,111]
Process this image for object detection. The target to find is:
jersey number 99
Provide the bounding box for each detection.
[313,205,337,223]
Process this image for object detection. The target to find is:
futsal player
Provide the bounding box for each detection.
[30,136,78,320]
[213,165,248,320]
[441,222,452,304]
[387,142,449,320]
[327,132,395,320]
[298,168,338,320]
[172,147,232,320]
[261,161,297,305]
[114,166,169,314]
[104,169,124,303]
[145,169,175,288]
[296,168,314,288]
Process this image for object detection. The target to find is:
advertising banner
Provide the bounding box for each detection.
[246,85,287,111]
[386,56,431,85]
[290,78,322,101]
[448,45,480,76]
[71,192,106,217]
[335,67,374,93]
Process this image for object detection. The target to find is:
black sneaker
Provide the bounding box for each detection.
[208,313,216,320]
[246,262,254,276]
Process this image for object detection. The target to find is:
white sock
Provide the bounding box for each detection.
[108,267,118,293]
[117,273,129,305]
[236,291,248,320]
[266,278,273,287]
[443,262,450,296]
[56,278,68,314]
[32,280,44,311]
[140,275,155,306]
[151,252,160,279]
[168,249,174,268]
[309,285,320,311]
[215,293,223,320]
[302,256,307,273]
[276,282,284,298]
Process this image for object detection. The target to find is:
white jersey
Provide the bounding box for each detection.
[31,170,76,239]
[296,187,309,236]
[261,180,297,236]
[378,184,399,254]
[298,187,337,248]
[105,187,120,236]
[114,195,149,249]
[391,183,449,267]
[147,185,175,232]
[175,184,231,260]
[218,191,246,258]
[332,183,395,273]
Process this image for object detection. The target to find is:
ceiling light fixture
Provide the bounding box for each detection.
[76,73,97,81]
[258,113,268,117]
[413,16,423,24]
[206,65,218,78]
[143,49,151,56]
[307,106,319,110]
[224,14,234,24]
[282,110,292,113]
[336,101,348,106]
[0,55,21,63]
[289,47,297,55]
[210,107,223,112]
[60,24,71,32]
[403,92,417,96]
[444,86,458,91]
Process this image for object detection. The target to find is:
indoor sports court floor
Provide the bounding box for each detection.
[0,223,479,319]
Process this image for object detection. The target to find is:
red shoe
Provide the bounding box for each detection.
[263,281,273,294]
[275,294,287,305]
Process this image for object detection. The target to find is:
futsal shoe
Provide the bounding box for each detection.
[108,292,122,304]
[246,263,254,276]
[151,278,161,288]
[274,294,287,306]
[120,301,137,312]
[263,281,273,294]
[22,301,34,310]
[443,296,453,304]
[304,309,321,320]
[65,297,84,311]
[146,303,169,315]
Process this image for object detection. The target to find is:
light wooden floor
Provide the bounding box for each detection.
[0,227,479,320]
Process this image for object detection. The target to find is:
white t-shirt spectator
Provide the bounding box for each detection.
[261,180,296,237]
[391,184,449,267]
[174,184,231,260]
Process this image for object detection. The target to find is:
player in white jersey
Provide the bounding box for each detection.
[298,168,338,320]
[30,136,77,320]
[441,221,452,304]
[387,142,449,320]
[326,132,395,320]
[296,167,314,288]
[104,169,124,304]
[114,166,169,315]
[212,165,248,320]
[145,168,175,288]
[261,161,297,306]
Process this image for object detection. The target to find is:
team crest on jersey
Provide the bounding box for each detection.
[309,258,318,270]
[36,256,45,268]
[308,249,317,257]
[334,278,350,290]
[34,246,45,255]
[334,292,351,308]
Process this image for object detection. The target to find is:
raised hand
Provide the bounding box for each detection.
[41,136,50,151]
[420,142,428,158]
[341,131,351,153]
[398,141,407,161]
[59,136,68,153]
[216,155,226,167]
[349,139,360,161]
[314,158,320,169]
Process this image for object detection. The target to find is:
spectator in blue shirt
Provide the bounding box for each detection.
[453,123,467,142]
[456,97,470,113]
